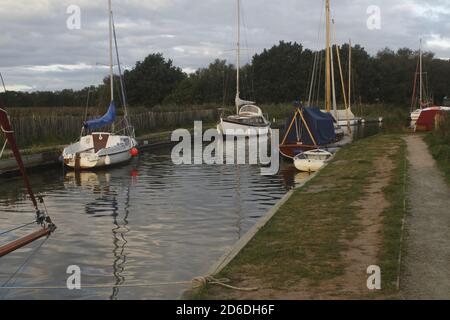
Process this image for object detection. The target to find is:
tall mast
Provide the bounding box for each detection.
[419,38,423,108]
[330,42,337,118]
[325,0,331,112]
[235,0,241,115]
[109,0,114,102]
[348,39,352,110]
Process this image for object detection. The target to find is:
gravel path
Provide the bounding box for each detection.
[402,135,450,299]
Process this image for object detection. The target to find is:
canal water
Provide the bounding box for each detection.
[0,124,380,300]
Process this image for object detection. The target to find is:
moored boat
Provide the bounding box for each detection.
[294,149,333,172]
[63,0,137,170]
[217,0,271,137]
[279,104,337,159]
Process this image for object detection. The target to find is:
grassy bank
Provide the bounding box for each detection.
[191,133,407,300]
[424,115,450,184]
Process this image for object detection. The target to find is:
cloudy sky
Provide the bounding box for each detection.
[0,0,449,92]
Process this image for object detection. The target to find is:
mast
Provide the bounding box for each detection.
[419,38,423,108]
[109,0,114,102]
[348,39,352,111]
[330,43,338,118]
[235,0,241,115]
[325,0,331,112]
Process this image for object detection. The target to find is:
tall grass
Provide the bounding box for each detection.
[6,107,218,148]
[425,114,450,183]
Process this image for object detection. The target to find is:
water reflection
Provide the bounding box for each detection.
[0,124,380,299]
[65,170,134,300]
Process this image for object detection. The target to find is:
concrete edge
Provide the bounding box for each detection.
[206,166,326,277]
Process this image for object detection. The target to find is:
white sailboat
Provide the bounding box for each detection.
[217,0,271,137]
[63,0,137,170]
[410,39,430,124]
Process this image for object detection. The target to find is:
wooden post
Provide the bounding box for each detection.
[0,227,54,258]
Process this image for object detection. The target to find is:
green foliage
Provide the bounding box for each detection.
[124,53,186,107]
[3,42,450,110]
[425,114,450,183]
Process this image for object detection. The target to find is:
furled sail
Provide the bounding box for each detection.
[84,100,116,130]
[235,96,256,108]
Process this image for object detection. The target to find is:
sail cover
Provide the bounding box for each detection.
[84,100,116,130]
[284,107,336,146]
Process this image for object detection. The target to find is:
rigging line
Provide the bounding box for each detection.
[239,1,255,102]
[1,235,49,298]
[307,0,325,105]
[0,138,7,159]
[0,221,36,237]
[112,12,133,138]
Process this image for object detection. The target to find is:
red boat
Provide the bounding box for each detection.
[415,107,448,132]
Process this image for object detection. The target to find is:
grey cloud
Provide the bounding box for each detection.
[0,0,449,91]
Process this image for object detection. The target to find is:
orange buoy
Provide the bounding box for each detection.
[130,147,139,157]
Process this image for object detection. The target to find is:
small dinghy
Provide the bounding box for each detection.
[294,149,333,172]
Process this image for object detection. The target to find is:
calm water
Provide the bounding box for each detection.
[0,124,379,300]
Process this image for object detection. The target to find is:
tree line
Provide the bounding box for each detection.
[2,41,450,109]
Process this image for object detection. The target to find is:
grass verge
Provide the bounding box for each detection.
[190,133,406,300]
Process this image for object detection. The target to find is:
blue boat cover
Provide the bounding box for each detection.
[284,106,336,146]
[84,100,116,130]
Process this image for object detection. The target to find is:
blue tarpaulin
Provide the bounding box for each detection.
[84,100,116,130]
[284,106,336,146]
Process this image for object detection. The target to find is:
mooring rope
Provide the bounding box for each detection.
[0,138,7,159]
[0,276,259,292]
[0,221,36,237]
[1,236,50,300]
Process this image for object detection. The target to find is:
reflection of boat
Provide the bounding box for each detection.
[63,0,137,170]
[216,0,270,137]
[294,149,332,172]
[65,171,111,188]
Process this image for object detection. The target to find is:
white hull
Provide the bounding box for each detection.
[293,149,332,172]
[217,119,270,136]
[294,159,326,172]
[337,119,360,126]
[63,133,137,170]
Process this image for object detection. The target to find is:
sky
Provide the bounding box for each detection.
[0,0,449,92]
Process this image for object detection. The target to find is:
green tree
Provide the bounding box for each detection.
[124,53,186,107]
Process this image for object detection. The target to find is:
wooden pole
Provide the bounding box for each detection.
[0,227,53,258]
[298,109,318,146]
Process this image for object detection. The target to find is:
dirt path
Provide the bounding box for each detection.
[402,135,450,299]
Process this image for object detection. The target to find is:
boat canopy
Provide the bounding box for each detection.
[239,105,263,116]
[284,106,336,146]
[84,100,116,130]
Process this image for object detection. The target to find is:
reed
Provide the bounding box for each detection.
[6,107,218,148]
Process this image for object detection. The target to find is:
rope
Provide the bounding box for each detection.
[0,276,259,292]
[0,138,7,159]
[0,125,13,134]
[0,221,36,237]
[1,236,50,299]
